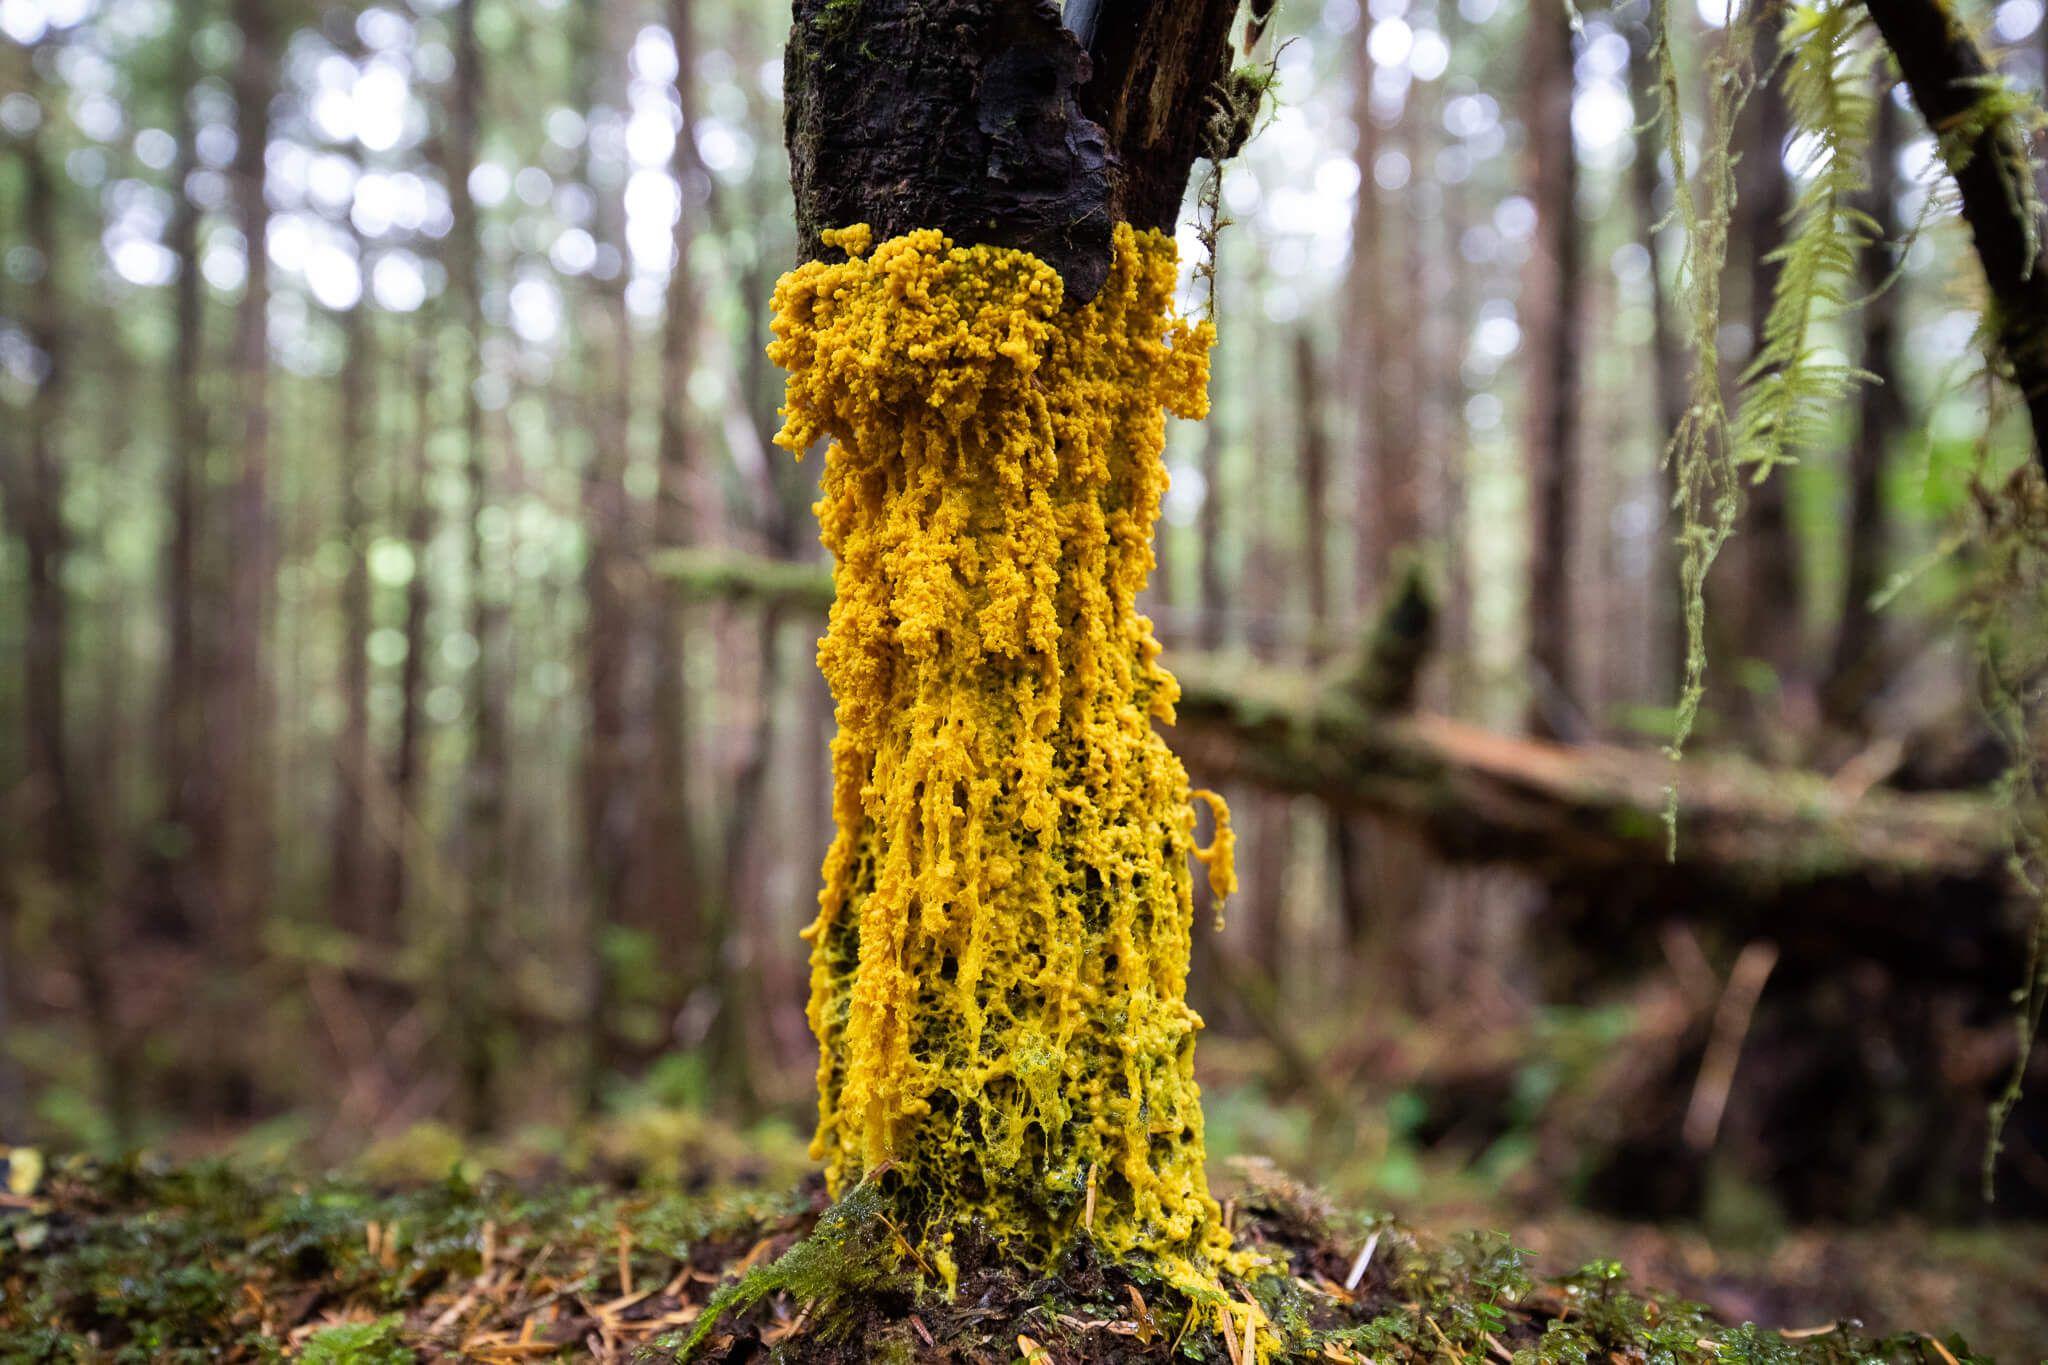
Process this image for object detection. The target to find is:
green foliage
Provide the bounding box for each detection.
[0,1154,810,1363]
[299,1315,414,1365]
[667,1176,907,1360]
[0,1153,1998,1363]
[1731,3,1878,484]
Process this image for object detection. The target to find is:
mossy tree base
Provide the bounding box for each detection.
[0,1151,2005,1363]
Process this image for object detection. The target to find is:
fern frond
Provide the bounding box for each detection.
[1731,0,1878,482]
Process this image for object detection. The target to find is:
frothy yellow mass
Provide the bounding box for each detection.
[769,223,1237,1275]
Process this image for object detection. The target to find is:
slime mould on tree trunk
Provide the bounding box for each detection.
[768,222,1244,1291]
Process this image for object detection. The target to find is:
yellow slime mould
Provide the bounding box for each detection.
[770,222,1238,1278]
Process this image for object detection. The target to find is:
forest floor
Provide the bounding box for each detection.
[3,1120,2044,1363]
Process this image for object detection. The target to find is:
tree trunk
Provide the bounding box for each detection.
[1348,34,1391,600]
[386,332,435,938]
[202,0,277,1118]
[4,82,135,1143]
[778,0,1248,1269]
[1520,0,1584,740]
[646,0,709,1018]
[1196,345,1229,652]
[784,0,1239,301]
[330,303,374,938]
[446,0,503,1132]
[574,0,640,1115]
[152,0,212,943]
[1824,87,1905,732]
[1626,3,1686,703]
[1727,12,1805,732]
[1295,330,1331,655]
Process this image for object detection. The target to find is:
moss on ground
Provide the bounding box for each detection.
[0,1146,2009,1363]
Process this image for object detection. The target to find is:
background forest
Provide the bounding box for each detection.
[3,0,2047,1348]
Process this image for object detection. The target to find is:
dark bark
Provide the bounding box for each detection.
[1825,89,1906,731]
[1520,0,1584,740]
[783,0,1242,302]
[1864,0,2048,472]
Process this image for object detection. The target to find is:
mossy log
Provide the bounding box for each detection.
[1167,660,2013,974]
[656,548,2015,975]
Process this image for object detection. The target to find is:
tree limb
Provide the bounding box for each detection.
[1864,0,2048,470]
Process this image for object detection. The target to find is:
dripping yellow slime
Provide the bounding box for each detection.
[769,222,1238,1283]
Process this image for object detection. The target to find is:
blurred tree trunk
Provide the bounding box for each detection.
[1520,0,1583,740]
[386,334,435,937]
[1433,0,1476,703]
[1724,11,1804,736]
[1295,330,1331,657]
[330,304,374,938]
[152,0,212,943]
[575,0,640,1114]
[3,87,134,1143]
[446,0,504,1131]
[714,608,787,1110]
[1240,337,1289,982]
[211,0,278,1116]
[646,0,708,1023]
[1347,40,1403,599]
[1336,45,1426,968]
[1196,345,1229,652]
[1625,3,1685,702]
[1824,88,1904,732]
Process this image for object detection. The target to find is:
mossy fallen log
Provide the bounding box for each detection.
[1167,658,2015,974]
[653,548,2015,974]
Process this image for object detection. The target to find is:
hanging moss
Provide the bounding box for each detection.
[1648,0,1756,843]
[767,224,1241,1286]
[1648,0,2048,1186]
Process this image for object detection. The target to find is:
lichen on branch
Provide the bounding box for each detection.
[767,224,1238,1284]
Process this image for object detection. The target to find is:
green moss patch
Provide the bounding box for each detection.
[0,1152,1998,1362]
